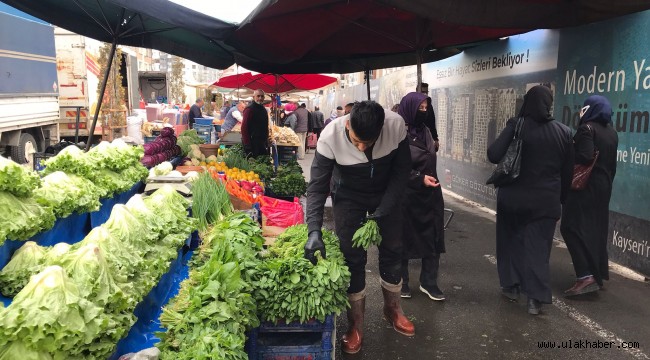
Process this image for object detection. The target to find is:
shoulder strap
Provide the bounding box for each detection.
[513,117,525,139]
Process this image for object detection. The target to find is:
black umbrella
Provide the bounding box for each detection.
[1,0,238,149]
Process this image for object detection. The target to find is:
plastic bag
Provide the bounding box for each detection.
[260,196,304,228]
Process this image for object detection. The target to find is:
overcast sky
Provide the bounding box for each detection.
[170,0,262,24]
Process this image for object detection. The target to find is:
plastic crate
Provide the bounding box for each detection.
[258,314,335,333]
[276,145,298,164]
[192,124,213,133]
[33,152,55,171]
[194,118,213,126]
[143,136,157,144]
[247,327,334,360]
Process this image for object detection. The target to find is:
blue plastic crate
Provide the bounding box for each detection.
[194,118,213,126]
[257,314,335,332]
[247,331,334,360]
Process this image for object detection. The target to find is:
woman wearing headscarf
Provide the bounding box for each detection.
[487,85,574,315]
[560,95,618,296]
[397,92,446,301]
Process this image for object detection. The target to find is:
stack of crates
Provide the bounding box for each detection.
[192,121,213,144]
[276,145,298,165]
[246,314,335,360]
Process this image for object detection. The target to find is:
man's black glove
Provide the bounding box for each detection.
[304,230,326,265]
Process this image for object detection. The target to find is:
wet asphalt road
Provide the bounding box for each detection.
[298,152,650,360]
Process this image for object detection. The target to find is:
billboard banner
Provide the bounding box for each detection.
[422,30,560,207]
[555,10,650,276]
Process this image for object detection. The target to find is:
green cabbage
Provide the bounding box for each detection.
[0,156,41,197]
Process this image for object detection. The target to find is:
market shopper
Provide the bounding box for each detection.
[293,103,310,159]
[241,89,270,157]
[487,85,574,315]
[221,101,246,133]
[188,98,204,129]
[397,92,446,301]
[304,100,414,354]
[560,95,618,296]
[311,106,325,139]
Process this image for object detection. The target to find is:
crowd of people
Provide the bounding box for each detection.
[192,85,618,353]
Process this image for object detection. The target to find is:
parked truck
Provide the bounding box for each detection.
[54,28,140,141]
[139,71,169,104]
[0,6,59,164]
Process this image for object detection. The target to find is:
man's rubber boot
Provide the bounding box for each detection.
[382,286,415,336]
[342,291,365,354]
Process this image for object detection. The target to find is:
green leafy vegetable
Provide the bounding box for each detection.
[0,242,47,297]
[267,172,307,197]
[352,219,382,250]
[0,192,55,245]
[33,171,101,218]
[0,156,41,197]
[191,172,232,230]
[252,225,350,323]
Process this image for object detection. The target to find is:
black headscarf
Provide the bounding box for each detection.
[519,85,554,123]
[398,91,430,143]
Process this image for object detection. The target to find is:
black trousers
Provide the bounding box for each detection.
[333,198,403,293]
[402,253,440,289]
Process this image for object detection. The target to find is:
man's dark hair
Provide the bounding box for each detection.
[345,102,355,108]
[300,103,306,108]
[349,100,384,141]
[336,106,343,110]
[315,106,319,111]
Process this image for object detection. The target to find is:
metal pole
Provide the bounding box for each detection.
[416,49,423,93]
[74,106,81,144]
[365,70,371,100]
[86,38,117,151]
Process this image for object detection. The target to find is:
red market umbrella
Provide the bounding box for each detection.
[212,72,338,93]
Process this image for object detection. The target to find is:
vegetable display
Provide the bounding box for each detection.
[0,156,41,197]
[141,128,180,168]
[33,171,102,218]
[176,129,205,157]
[0,192,55,246]
[352,218,382,250]
[252,225,350,323]
[191,172,233,230]
[157,213,264,359]
[266,172,307,198]
[0,185,197,359]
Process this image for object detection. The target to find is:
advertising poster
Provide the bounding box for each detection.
[555,10,650,276]
[423,30,560,208]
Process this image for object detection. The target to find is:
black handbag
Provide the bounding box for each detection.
[486,117,525,187]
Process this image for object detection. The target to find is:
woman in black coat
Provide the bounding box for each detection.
[397,92,446,301]
[561,95,618,296]
[487,85,574,315]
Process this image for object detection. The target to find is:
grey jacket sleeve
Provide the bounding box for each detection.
[306,151,335,233]
[374,137,412,217]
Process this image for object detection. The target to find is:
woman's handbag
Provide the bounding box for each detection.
[571,124,599,190]
[486,117,525,187]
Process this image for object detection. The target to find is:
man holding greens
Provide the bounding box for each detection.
[304,100,414,354]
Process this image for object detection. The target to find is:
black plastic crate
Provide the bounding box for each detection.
[33,152,55,171]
